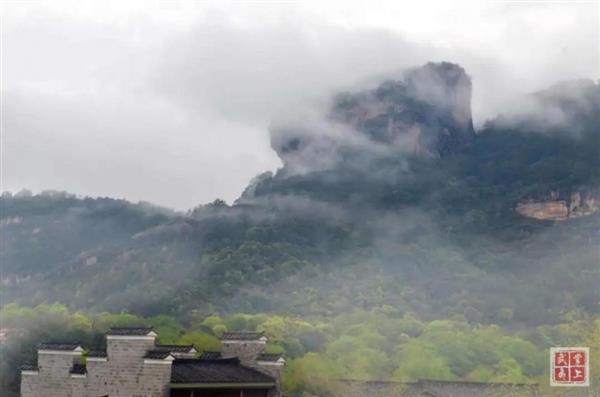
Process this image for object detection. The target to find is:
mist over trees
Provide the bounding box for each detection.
[1,64,600,396]
[2,64,598,322]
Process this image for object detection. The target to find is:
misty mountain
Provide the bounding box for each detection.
[1,62,599,326]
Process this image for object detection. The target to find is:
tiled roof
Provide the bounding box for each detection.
[220,331,265,341]
[171,358,275,384]
[155,344,196,353]
[86,349,107,358]
[144,350,174,360]
[257,353,284,362]
[38,342,82,351]
[20,364,38,371]
[199,351,222,360]
[107,327,154,336]
[70,363,87,375]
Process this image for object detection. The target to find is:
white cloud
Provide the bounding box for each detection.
[1,0,598,209]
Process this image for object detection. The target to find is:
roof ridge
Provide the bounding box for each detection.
[107,327,155,336]
[38,341,81,344]
[174,357,240,364]
[86,349,107,357]
[257,352,285,362]
[144,350,174,360]
[38,342,82,350]
[108,326,153,330]
[219,331,266,341]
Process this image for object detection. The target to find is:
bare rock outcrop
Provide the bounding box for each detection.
[270,62,475,172]
[516,191,600,221]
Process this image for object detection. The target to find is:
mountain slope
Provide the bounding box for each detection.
[1,62,599,326]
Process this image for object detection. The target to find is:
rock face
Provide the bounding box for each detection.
[402,62,474,154]
[516,191,600,221]
[271,62,475,171]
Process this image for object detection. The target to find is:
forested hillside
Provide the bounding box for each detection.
[1,63,599,396]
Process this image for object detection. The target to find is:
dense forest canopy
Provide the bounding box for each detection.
[2,303,600,397]
[1,63,599,396]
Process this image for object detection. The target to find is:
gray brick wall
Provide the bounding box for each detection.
[21,350,84,397]
[221,341,266,362]
[21,336,172,397]
[21,334,284,397]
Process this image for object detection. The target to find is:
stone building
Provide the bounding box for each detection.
[20,328,284,397]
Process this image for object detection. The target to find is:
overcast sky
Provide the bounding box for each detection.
[1,0,598,209]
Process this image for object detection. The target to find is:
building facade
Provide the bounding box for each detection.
[20,328,284,397]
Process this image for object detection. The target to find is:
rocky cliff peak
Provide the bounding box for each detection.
[271,62,475,172]
[405,62,474,149]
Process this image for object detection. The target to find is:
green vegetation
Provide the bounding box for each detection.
[2,81,598,324]
[2,303,599,396]
[1,78,599,396]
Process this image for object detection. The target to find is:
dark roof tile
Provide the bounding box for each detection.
[107,327,154,336]
[87,350,107,358]
[144,350,174,360]
[20,364,38,371]
[199,351,222,360]
[220,331,265,341]
[257,353,284,362]
[38,342,82,351]
[171,358,275,384]
[155,344,196,353]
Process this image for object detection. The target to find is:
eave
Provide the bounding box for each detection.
[170,382,275,389]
